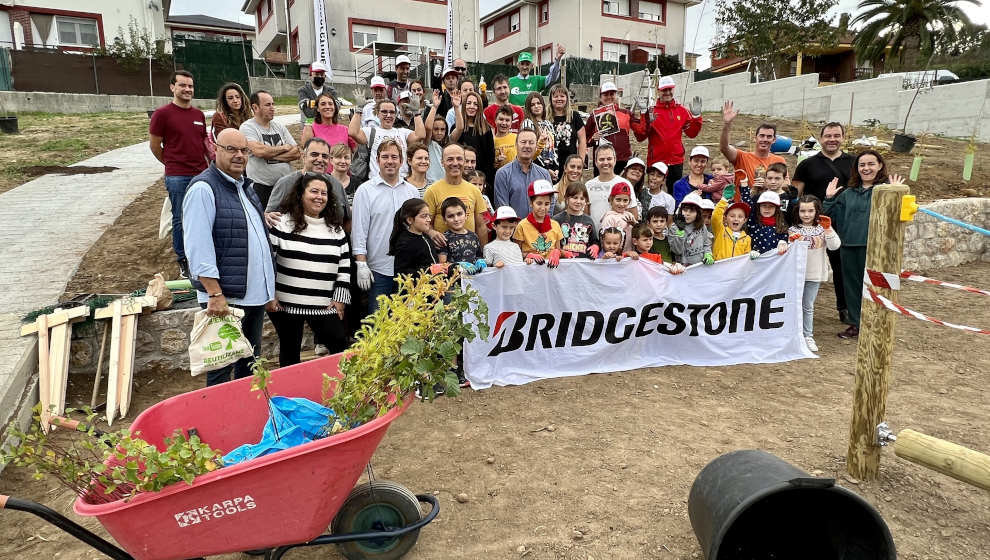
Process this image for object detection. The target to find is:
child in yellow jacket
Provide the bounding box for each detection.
[711,183,753,260]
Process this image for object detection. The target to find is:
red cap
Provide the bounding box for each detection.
[527,179,555,198]
[609,182,632,198]
[726,201,751,217]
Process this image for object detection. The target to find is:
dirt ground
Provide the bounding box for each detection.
[2,261,989,559]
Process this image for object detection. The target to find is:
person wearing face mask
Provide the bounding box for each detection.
[631,76,703,191]
[298,62,335,125]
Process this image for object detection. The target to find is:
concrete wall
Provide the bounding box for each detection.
[903,198,990,271]
[0,91,213,114]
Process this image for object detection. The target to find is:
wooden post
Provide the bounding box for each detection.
[894,429,990,491]
[847,184,910,481]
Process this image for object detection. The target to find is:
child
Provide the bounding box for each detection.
[639,162,676,215]
[742,185,790,255]
[389,198,439,277]
[646,206,674,263]
[438,197,485,273]
[789,195,841,352]
[466,170,495,238]
[484,206,529,267]
[599,182,637,252]
[766,162,799,221]
[599,227,636,261]
[631,223,686,273]
[620,156,647,196]
[585,144,627,227]
[710,183,753,261]
[513,179,568,267]
[711,158,731,177]
[553,182,601,259]
[667,192,713,265]
[493,106,517,169]
[700,199,715,228]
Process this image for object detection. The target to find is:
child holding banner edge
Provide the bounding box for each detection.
[513,179,571,267]
[668,192,713,265]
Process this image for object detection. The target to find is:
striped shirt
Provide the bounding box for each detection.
[269,214,351,315]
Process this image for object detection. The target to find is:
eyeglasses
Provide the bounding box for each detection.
[217,145,251,155]
[307,151,331,160]
[454,66,468,72]
[379,109,397,115]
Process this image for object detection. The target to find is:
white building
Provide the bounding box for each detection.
[0,0,167,51]
[480,0,698,66]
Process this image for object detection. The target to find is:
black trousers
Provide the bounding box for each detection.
[827,247,846,311]
[268,311,348,367]
[665,163,683,191]
[253,183,274,210]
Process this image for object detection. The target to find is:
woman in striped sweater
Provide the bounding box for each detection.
[267,172,351,366]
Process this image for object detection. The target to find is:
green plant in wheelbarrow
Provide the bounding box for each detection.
[323,268,489,434]
[2,406,223,503]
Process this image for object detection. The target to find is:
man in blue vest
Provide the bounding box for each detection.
[183,128,276,386]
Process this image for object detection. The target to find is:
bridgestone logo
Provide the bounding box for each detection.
[488,294,786,357]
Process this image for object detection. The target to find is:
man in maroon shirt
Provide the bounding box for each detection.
[149,70,209,277]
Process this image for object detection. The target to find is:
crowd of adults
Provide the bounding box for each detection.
[149,53,896,385]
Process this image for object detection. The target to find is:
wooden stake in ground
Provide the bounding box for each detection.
[90,322,109,409]
[20,306,90,431]
[847,184,910,481]
[93,296,156,424]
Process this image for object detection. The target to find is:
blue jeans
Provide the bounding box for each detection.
[204,304,266,387]
[368,271,397,314]
[802,281,821,337]
[165,175,195,262]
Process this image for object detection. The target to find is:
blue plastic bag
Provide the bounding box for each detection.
[222,396,335,466]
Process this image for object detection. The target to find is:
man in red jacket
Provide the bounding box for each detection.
[632,76,703,190]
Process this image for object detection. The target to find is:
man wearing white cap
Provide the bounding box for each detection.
[388,55,413,105]
[631,76,703,191]
[361,76,389,128]
[298,62,335,125]
[584,81,640,174]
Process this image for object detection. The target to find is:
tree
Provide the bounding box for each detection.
[851,0,982,70]
[713,0,838,82]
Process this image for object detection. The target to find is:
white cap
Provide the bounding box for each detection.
[600,81,618,93]
[310,61,328,73]
[650,161,669,175]
[398,90,411,100]
[626,157,646,170]
[689,146,710,159]
[528,179,556,198]
[757,191,782,207]
[657,76,676,90]
[395,55,411,66]
[700,199,716,210]
[680,191,704,208]
[442,66,459,77]
[494,206,520,222]
[370,76,387,88]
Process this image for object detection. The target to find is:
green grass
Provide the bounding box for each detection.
[40,138,89,151]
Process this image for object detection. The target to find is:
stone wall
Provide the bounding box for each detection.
[902,198,990,271]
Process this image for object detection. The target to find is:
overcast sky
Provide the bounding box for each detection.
[173,0,990,70]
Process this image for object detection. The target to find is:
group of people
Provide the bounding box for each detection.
[148,57,905,386]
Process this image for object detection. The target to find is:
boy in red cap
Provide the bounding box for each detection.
[599,181,637,251]
[513,179,569,266]
[710,184,753,260]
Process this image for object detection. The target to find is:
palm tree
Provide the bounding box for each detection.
[851,0,982,69]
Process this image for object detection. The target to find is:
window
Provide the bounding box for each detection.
[638,1,663,21]
[57,16,98,47]
[539,46,552,66]
[485,24,494,42]
[602,41,629,63]
[540,1,549,24]
[602,0,629,17]
[509,12,520,32]
[407,30,444,52]
[352,24,393,48]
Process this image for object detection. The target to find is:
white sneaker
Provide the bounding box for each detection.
[314,344,329,356]
[805,336,819,352]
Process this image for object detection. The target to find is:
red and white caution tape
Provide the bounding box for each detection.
[898,270,990,297]
[862,285,990,335]
[865,269,990,297]
[865,269,901,290]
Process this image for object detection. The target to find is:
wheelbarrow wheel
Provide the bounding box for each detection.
[331,480,423,560]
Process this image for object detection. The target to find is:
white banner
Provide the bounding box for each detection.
[443,0,454,69]
[463,247,814,389]
[313,0,333,80]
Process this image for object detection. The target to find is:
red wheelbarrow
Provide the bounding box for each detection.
[1,353,438,560]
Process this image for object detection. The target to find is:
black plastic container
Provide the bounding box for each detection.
[892,132,917,153]
[688,450,896,560]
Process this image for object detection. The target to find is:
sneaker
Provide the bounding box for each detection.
[433,382,445,396]
[458,372,471,388]
[838,326,859,339]
[314,344,329,356]
[178,259,190,280]
[805,336,819,352]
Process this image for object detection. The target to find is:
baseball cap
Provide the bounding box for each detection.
[395,55,411,66]
[680,191,704,208]
[625,157,646,170]
[600,81,618,93]
[310,61,328,73]
[650,161,669,175]
[518,52,533,63]
[399,90,411,100]
[442,66,459,77]
[657,76,676,90]
[690,146,710,159]
[370,76,387,89]
[727,201,751,216]
[757,191,782,207]
[700,199,716,211]
[494,206,520,222]
[528,179,555,198]
[609,182,632,198]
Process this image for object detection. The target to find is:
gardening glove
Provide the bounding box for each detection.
[457,261,477,274]
[819,215,832,230]
[671,227,686,238]
[749,250,761,260]
[473,259,488,272]
[721,183,735,201]
[428,262,450,275]
[587,244,600,259]
[547,248,562,268]
[788,233,803,243]
[688,96,703,118]
[356,261,372,290]
[560,250,578,259]
[703,252,714,265]
[525,253,545,264]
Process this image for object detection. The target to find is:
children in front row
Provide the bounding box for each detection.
[484,206,527,267]
[639,162,676,215]
[599,182,637,252]
[390,198,439,277]
[630,224,686,273]
[513,179,567,266]
[710,184,752,261]
[599,227,636,261]
[646,206,674,263]
[553,182,601,259]
[789,195,841,352]
[438,196,486,272]
[742,182,790,254]
[668,192,713,265]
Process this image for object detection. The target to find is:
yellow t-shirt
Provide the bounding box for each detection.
[423,178,488,233]
[513,217,565,256]
[494,133,518,169]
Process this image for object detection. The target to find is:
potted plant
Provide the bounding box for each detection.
[892,53,938,153]
[0,96,18,134]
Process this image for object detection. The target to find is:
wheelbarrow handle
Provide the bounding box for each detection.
[0,494,132,560]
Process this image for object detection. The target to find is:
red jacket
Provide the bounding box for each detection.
[631,100,703,167]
